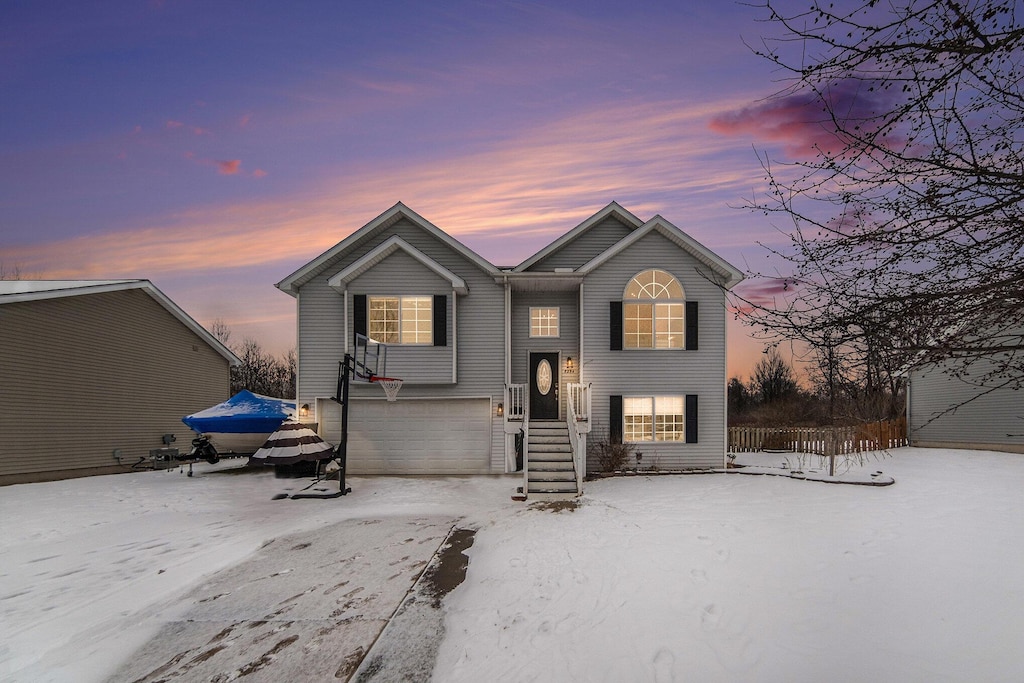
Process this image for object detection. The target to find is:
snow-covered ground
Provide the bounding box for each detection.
[2,448,1023,682]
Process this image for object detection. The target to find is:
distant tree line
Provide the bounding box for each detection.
[210,319,296,399]
[729,348,904,427]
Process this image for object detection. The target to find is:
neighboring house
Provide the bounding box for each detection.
[906,355,1024,454]
[0,280,240,485]
[277,202,743,498]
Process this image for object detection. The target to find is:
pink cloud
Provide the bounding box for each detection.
[709,79,894,157]
[181,152,262,178]
[733,278,795,310]
[11,98,767,279]
[240,113,252,128]
[166,119,210,135]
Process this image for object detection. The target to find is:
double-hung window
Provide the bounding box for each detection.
[368,296,432,344]
[624,396,685,442]
[623,269,684,349]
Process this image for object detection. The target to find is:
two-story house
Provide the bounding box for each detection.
[276,202,743,498]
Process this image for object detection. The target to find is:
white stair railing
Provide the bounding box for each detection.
[506,384,526,422]
[504,384,528,494]
[566,382,592,495]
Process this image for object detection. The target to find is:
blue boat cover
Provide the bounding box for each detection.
[182,390,296,434]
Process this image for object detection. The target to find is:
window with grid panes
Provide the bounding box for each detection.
[368,296,432,344]
[623,269,684,349]
[530,307,560,338]
[624,396,685,442]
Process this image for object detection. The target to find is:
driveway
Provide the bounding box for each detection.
[107,514,468,682]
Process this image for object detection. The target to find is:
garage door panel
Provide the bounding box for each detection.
[317,398,491,474]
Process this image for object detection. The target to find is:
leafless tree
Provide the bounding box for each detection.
[209,318,232,347]
[1,262,25,280]
[752,348,799,404]
[208,320,295,399]
[734,0,1024,396]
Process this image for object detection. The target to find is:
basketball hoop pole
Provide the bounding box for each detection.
[332,355,354,496]
[329,342,400,495]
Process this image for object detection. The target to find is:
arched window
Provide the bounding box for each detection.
[623,269,685,349]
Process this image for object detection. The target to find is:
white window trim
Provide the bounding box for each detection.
[623,269,686,350]
[529,306,560,338]
[624,302,684,350]
[623,395,686,443]
[368,295,433,346]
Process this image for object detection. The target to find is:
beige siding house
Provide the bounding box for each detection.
[278,202,743,499]
[0,280,239,484]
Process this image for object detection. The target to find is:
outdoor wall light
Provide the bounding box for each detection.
[497,402,504,417]
[300,403,310,418]
[566,356,574,372]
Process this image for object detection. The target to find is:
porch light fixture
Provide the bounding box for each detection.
[300,403,310,418]
[497,402,504,417]
[566,356,574,372]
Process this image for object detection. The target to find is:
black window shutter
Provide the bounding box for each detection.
[353,294,367,338]
[609,395,623,444]
[685,301,699,350]
[610,301,623,351]
[685,394,698,443]
[433,294,447,346]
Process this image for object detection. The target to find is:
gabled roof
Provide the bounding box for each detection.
[579,215,744,289]
[327,235,469,294]
[512,201,643,272]
[276,202,501,296]
[0,279,241,365]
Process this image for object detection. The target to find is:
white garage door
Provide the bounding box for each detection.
[317,398,492,474]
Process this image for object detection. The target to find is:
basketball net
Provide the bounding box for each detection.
[374,377,403,402]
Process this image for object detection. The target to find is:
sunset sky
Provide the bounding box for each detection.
[1,0,824,380]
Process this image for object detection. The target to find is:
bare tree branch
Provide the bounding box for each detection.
[731,0,1024,404]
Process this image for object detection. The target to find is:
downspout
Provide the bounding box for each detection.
[295,289,302,416]
[503,274,514,476]
[578,280,585,375]
[722,293,728,468]
[452,287,458,384]
[578,280,586,480]
[504,275,511,385]
[905,374,912,446]
[343,290,349,358]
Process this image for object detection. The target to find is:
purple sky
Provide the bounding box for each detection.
[1,0,824,380]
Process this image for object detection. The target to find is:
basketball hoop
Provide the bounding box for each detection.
[372,376,403,402]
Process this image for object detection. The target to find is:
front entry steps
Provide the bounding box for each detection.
[526,421,578,500]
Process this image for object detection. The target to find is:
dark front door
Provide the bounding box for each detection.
[529,352,559,420]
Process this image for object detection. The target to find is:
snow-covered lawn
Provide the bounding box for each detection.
[2,448,1023,682]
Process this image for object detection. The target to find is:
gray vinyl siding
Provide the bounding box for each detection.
[295,279,346,401]
[510,290,580,420]
[294,218,507,472]
[347,249,454,384]
[908,357,1024,453]
[0,289,231,484]
[580,230,729,470]
[530,217,634,271]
